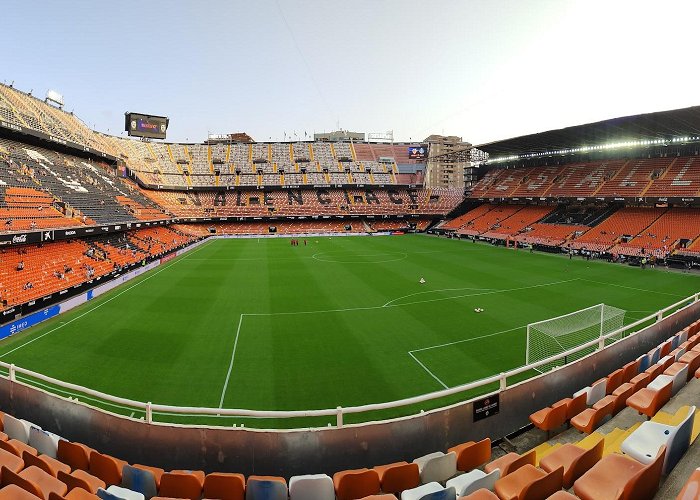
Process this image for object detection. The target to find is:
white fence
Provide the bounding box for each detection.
[1,287,697,430]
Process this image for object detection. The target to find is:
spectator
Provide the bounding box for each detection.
[16,260,24,271]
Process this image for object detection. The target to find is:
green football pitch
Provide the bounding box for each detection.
[0,234,698,428]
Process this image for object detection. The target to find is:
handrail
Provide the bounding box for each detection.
[1,291,697,429]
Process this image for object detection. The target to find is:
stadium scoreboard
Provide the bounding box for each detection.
[125,112,169,139]
[408,145,428,160]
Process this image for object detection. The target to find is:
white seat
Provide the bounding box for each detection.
[289,473,334,500]
[413,451,457,484]
[401,481,456,500]
[658,355,674,367]
[621,405,695,474]
[3,415,34,443]
[678,329,689,345]
[28,427,61,458]
[647,374,673,391]
[574,378,606,406]
[101,485,146,500]
[446,469,500,497]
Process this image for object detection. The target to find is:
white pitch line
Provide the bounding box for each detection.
[408,351,449,389]
[410,324,527,354]
[218,314,245,408]
[244,279,579,318]
[578,279,687,297]
[0,241,212,359]
[383,286,499,308]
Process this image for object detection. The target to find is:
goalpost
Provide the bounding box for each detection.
[526,303,626,372]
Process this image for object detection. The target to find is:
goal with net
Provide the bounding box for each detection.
[526,303,626,372]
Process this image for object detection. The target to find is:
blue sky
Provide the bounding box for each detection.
[2,0,700,145]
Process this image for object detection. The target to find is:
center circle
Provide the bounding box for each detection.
[312,251,408,264]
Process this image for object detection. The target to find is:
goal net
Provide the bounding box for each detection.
[526,303,626,372]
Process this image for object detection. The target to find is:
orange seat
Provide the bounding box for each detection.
[333,468,380,500]
[57,442,91,472]
[21,466,68,500]
[169,469,205,486]
[22,451,70,477]
[494,464,563,500]
[559,392,588,421]
[158,472,203,500]
[676,466,700,500]
[0,484,42,499]
[460,488,500,499]
[360,495,398,500]
[448,438,492,472]
[570,395,616,434]
[49,489,100,500]
[88,452,126,486]
[660,339,673,357]
[372,462,419,493]
[573,446,665,500]
[202,472,245,500]
[57,469,105,494]
[611,383,637,414]
[484,449,536,477]
[605,369,624,395]
[539,437,604,488]
[625,379,673,418]
[0,448,24,473]
[546,492,579,499]
[529,403,568,437]
[644,363,664,381]
[678,351,700,381]
[0,439,37,458]
[621,360,640,384]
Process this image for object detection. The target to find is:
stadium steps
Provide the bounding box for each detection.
[591,159,630,196]
[639,179,656,197]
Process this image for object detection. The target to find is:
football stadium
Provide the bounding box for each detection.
[1,2,700,499]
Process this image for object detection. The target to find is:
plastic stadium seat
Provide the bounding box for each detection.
[529,402,567,437]
[0,484,43,499]
[372,462,420,494]
[245,475,287,500]
[629,372,651,391]
[459,488,499,499]
[89,452,128,486]
[0,438,37,458]
[621,405,695,475]
[50,490,101,500]
[484,449,536,477]
[288,473,333,500]
[120,465,158,499]
[447,438,491,473]
[412,451,457,484]
[644,363,664,382]
[131,464,164,489]
[333,469,380,500]
[573,379,606,406]
[573,446,665,500]
[400,482,455,500]
[611,383,637,414]
[663,363,690,395]
[1,464,68,499]
[658,355,675,372]
[203,472,245,500]
[676,467,700,500]
[637,353,651,373]
[158,472,203,500]
[678,351,700,381]
[493,464,563,500]
[57,441,92,472]
[626,377,673,418]
[539,437,604,488]
[605,369,624,395]
[2,415,33,444]
[57,469,106,494]
[102,485,144,500]
[362,496,399,500]
[22,451,70,477]
[570,395,616,434]
[446,469,500,497]
[621,360,640,384]
[0,448,24,473]
[545,492,579,499]
[169,470,204,487]
[28,428,61,459]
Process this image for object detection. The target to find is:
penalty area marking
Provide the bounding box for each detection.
[312,251,408,264]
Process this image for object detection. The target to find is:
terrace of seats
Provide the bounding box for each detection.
[643,156,700,197]
[480,205,554,240]
[610,208,700,258]
[569,207,665,252]
[457,205,524,236]
[514,223,590,247]
[546,160,627,198]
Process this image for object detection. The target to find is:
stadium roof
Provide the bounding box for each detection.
[477,106,700,159]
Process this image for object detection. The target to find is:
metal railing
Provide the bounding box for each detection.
[1,292,697,430]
